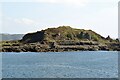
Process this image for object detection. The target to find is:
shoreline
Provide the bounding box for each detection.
[1,51,118,53]
[1,41,120,52]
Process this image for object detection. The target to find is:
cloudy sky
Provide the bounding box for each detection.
[1,0,119,38]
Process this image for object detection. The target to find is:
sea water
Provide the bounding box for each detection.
[2,51,118,78]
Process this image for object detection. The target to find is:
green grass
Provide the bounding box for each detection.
[21,26,119,44]
[0,40,20,46]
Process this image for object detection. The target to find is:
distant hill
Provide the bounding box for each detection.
[22,26,114,43]
[0,34,24,41]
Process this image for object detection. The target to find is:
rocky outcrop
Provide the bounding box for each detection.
[1,40,120,52]
[21,26,107,43]
[22,31,45,43]
[1,26,120,52]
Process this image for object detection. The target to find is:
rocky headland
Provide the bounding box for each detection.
[1,26,120,52]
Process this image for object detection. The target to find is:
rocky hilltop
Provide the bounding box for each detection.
[1,26,120,52]
[22,26,106,43]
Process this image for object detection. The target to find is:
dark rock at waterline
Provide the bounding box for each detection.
[1,41,120,52]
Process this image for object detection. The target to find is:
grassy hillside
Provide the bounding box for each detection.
[22,26,116,43]
[1,26,120,52]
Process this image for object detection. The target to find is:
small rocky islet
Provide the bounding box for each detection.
[1,26,120,52]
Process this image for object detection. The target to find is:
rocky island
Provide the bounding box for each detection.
[1,26,120,52]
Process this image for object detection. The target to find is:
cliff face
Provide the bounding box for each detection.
[22,31,45,43]
[21,26,108,43]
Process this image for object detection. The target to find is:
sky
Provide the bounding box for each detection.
[0,0,119,38]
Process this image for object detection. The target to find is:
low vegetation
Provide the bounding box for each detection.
[1,26,120,52]
[22,26,118,44]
